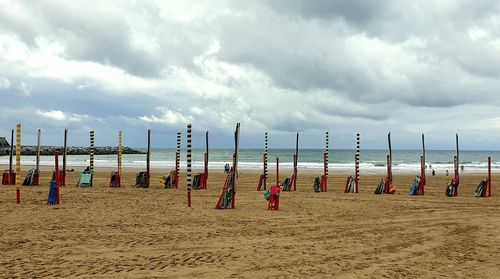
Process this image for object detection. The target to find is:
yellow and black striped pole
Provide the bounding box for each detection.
[15,124,21,203]
[186,124,192,207]
[90,130,94,187]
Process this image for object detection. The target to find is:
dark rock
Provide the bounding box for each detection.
[0,146,145,156]
[0,137,9,148]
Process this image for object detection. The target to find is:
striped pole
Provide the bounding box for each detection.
[324,131,329,191]
[118,130,122,180]
[36,129,41,173]
[187,124,192,207]
[90,130,94,187]
[15,124,21,203]
[264,132,268,189]
[355,133,360,193]
[175,131,181,189]
[146,129,151,188]
[325,131,329,178]
[63,129,67,186]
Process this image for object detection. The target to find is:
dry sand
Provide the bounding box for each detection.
[0,166,499,278]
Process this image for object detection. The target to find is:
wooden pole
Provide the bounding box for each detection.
[55,149,60,204]
[36,129,41,173]
[15,124,21,203]
[276,156,279,185]
[175,131,181,189]
[205,131,209,188]
[187,124,192,207]
[420,155,425,195]
[63,128,67,185]
[9,129,13,181]
[455,134,459,185]
[422,133,426,183]
[388,132,392,183]
[232,123,240,208]
[146,129,151,188]
[90,130,94,187]
[488,156,492,197]
[294,132,298,191]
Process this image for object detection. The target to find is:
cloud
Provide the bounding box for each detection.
[139,108,192,125]
[0,77,10,89]
[36,109,89,122]
[16,81,31,97]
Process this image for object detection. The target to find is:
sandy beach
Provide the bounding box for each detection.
[0,166,499,278]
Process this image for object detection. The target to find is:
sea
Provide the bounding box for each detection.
[0,148,498,174]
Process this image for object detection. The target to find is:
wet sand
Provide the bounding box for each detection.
[0,166,499,278]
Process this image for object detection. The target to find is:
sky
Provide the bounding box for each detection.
[1,0,500,150]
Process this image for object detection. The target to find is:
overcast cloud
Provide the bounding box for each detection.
[1,0,500,149]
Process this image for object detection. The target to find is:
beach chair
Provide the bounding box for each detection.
[265,184,281,210]
[257,174,265,191]
[345,175,356,193]
[408,176,420,195]
[312,177,321,192]
[281,177,292,191]
[474,157,492,197]
[22,168,39,186]
[51,170,65,186]
[47,181,57,205]
[445,180,458,197]
[2,170,15,185]
[163,170,177,189]
[77,172,92,188]
[135,172,148,188]
[215,171,235,209]
[109,171,120,188]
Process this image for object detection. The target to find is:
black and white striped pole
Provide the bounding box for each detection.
[324,131,329,191]
[187,124,192,207]
[264,131,268,190]
[90,130,94,187]
[355,133,360,193]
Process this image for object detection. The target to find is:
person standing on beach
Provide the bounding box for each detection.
[432,169,435,176]
[446,169,449,176]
